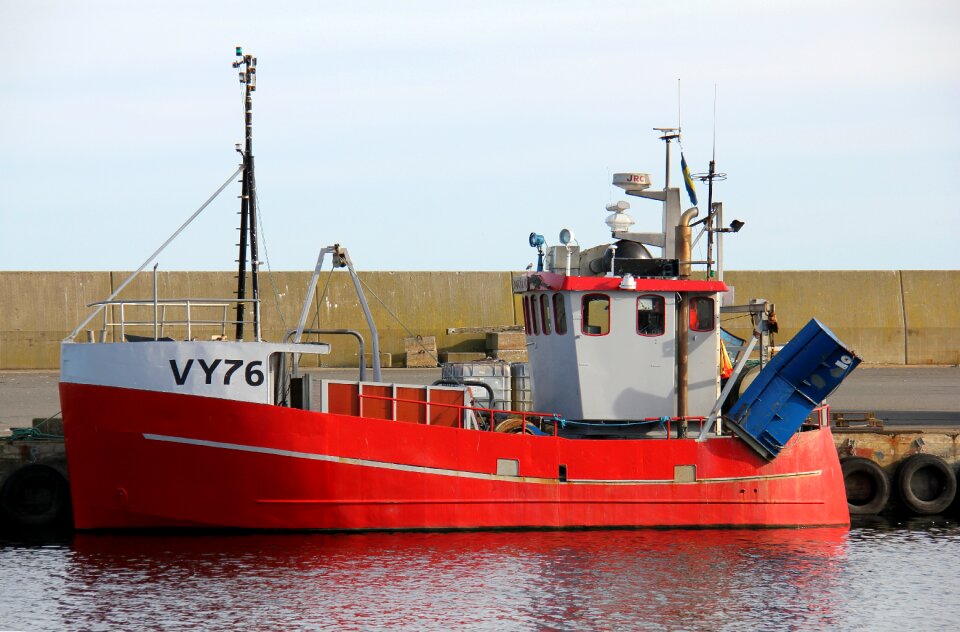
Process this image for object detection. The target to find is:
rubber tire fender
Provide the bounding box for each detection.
[0,464,71,529]
[895,453,957,516]
[840,456,890,515]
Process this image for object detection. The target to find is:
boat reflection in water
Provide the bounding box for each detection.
[64,529,847,629]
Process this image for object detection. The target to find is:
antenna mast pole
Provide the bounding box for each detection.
[233,47,260,341]
[706,86,717,279]
[695,86,726,279]
[654,127,680,189]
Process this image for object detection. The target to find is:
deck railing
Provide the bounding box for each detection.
[357,390,560,434]
[86,298,259,342]
[355,390,726,438]
[355,391,831,438]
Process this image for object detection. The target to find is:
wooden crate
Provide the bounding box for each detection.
[405,336,438,367]
[492,349,528,362]
[439,351,488,363]
[486,331,527,351]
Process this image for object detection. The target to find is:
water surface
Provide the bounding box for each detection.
[2,518,959,630]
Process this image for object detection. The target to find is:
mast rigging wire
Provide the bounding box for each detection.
[254,191,289,333]
[357,277,440,364]
[65,166,244,341]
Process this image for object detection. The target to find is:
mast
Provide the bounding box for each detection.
[655,126,686,431]
[705,157,716,278]
[695,155,727,279]
[233,47,260,340]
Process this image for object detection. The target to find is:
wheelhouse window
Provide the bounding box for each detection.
[553,294,567,335]
[530,295,540,335]
[581,294,610,336]
[637,295,665,336]
[522,295,532,334]
[690,296,716,332]
[540,294,552,335]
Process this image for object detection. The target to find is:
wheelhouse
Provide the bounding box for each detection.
[518,274,724,421]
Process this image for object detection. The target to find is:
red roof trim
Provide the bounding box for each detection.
[529,272,728,293]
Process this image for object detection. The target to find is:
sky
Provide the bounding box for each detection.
[2,0,958,272]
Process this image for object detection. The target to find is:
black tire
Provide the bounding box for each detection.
[0,464,71,529]
[840,456,890,515]
[895,453,957,516]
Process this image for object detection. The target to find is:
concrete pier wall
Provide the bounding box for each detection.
[1,270,957,369]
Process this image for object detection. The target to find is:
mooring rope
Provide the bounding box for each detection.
[6,411,63,441]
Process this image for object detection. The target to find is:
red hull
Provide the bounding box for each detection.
[61,383,850,530]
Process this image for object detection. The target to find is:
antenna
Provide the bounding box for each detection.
[232,47,261,341]
[712,84,717,162]
[677,78,682,134]
[655,80,683,190]
[692,84,727,278]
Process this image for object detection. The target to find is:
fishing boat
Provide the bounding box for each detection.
[60,51,859,530]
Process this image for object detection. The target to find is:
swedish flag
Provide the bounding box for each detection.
[681,152,698,206]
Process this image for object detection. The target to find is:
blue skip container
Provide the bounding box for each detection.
[726,318,861,460]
